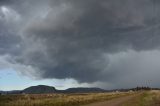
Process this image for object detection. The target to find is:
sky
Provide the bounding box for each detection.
[0,0,160,90]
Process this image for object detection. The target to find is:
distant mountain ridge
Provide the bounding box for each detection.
[0,85,105,94]
[1,85,157,95]
[23,85,57,94]
[22,85,105,94]
[64,87,106,93]
[0,90,22,94]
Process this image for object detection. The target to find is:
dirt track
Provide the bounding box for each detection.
[83,94,138,106]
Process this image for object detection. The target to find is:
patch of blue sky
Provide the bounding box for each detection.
[0,68,86,91]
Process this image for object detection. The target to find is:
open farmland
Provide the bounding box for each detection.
[0,91,160,106]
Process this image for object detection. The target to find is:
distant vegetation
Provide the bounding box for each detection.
[132,86,152,91]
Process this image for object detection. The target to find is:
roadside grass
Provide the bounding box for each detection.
[122,90,160,106]
[0,92,133,106]
[150,90,160,106]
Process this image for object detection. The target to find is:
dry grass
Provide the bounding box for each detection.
[0,92,133,106]
[150,90,160,106]
[122,90,160,106]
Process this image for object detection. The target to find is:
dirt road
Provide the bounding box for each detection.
[83,94,138,106]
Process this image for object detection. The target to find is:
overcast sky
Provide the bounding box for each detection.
[0,0,160,90]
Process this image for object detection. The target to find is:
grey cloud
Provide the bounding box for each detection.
[0,33,21,55]
[1,0,160,89]
[0,6,22,56]
[0,0,12,5]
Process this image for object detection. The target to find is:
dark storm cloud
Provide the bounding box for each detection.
[0,3,23,56]
[0,33,21,55]
[1,0,160,88]
[0,0,11,4]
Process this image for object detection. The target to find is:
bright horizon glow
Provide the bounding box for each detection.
[0,69,93,91]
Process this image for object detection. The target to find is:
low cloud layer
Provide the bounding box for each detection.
[1,0,160,89]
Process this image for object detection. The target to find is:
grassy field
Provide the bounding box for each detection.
[0,92,133,106]
[0,91,160,106]
[122,90,160,106]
